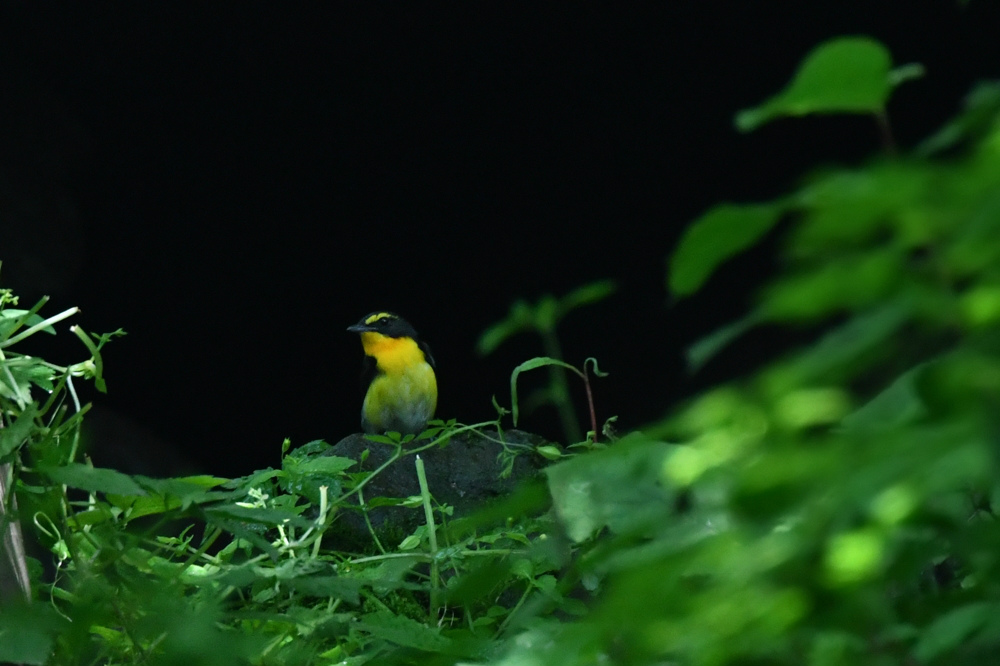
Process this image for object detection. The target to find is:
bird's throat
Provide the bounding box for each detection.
[360,332,426,374]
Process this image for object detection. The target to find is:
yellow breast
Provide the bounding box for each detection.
[359,331,438,434]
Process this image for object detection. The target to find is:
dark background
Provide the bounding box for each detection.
[3,2,999,477]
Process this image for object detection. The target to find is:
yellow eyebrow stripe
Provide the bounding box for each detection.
[364,312,395,325]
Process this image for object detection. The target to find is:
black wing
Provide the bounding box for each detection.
[359,354,378,392]
[418,339,436,369]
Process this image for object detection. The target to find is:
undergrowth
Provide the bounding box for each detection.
[3,36,1000,665]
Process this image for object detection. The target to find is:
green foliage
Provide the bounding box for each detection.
[476,280,616,357]
[735,36,923,132]
[6,35,1000,666]
[479,280,616,442]
[669,203,786,297]
[1,314,562,665]
[507,357,607,445]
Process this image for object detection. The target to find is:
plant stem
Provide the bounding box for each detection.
[582,366,598,443]
[310,485,330,559]
[875,110,897,156]
[357,486,386,554]
[541,329,581,442]
[415,455,440,615]
[0,307,79,348]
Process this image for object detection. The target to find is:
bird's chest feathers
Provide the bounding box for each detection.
[358,330,437,433]
[361,333,436,410]
[360,332,428,375]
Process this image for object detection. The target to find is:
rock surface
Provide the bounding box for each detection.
[325,429,548,550]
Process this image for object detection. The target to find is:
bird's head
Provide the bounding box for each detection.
[347,311,419,339]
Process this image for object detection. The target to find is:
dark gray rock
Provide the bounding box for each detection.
[325,429,548,550]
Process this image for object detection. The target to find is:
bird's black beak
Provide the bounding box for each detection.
[347,323,372,333]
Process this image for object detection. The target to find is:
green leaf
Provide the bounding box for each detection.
[916,81,1000,156]
[536,445,562,460]
[0,605,60,665]
[399,534,422,550]
[914,602,995,662]
[736,36,898,132]
[205,504,309,528]
[546,435,673,542]
[289,455,356,475]
[43,463,147,496]
[0,309,53,340]
[478,282,615,356]
[109,476,228,520]
[761,247,902,320]
[510,357,581,426]
[138,474,229,496]
[779,299,914,385]
[285,439,332,458]
[555,280,617,319]
[224,468,283,491]
[477,300,534,355]
[840,364,928,432]
[284,574,365,604]
[0,402,38,458]
[281,453,350,505]
[356,611,452,651]
[209,518,280,560]
[669,202,785,297]
[686,311,765,371]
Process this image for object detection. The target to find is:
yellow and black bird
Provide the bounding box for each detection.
[347,311,437,435]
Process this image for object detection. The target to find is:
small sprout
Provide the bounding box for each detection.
[398,534,421,550]
[536,445,562,460]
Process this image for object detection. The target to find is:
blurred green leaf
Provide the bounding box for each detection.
[917,81,1000,156]
[546,436,673,542]
[0,605,61,665]
[736,36,903,131]
[686,311,765,371]
[789,162,934,257]
[840,363,928,432]
[43,463,147,496]
[555,280,617,318]
[0,403,38,458]
[669,202,785,297]
[284,574,365,604]
[477,300,534,355]
[356,611,451,651]
[761,247,902,320]
[914,602,995,662]
[479,281,615,356]
[775,299,914,387]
